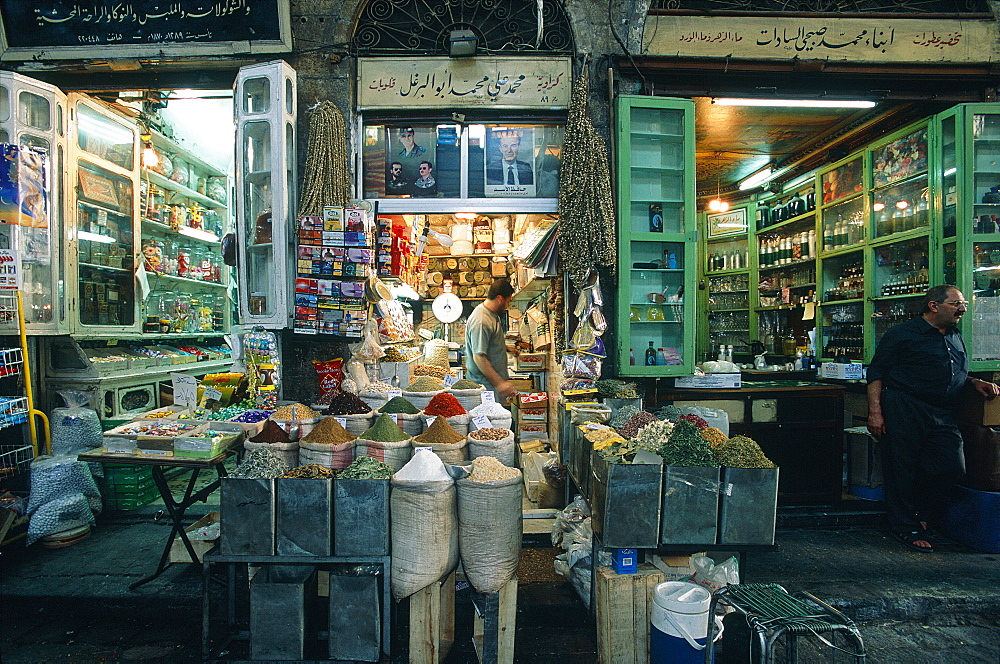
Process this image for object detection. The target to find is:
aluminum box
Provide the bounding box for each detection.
[220,478,274,555]
[275,478,333,556]
[590,450,662,548]
[334,478,390,556]
[660,465,719,545]
[718,466,779,545]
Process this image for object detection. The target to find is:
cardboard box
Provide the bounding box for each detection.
[515,353,546,371]
[517,392,549,408]
[673,373,742,389]
[169,511,220,563]
[961,391,1000,426]
[819,362,864,380]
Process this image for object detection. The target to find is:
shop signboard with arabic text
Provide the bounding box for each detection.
[359,57,572,110]
[0,0,291,60]
[643,15,999,63]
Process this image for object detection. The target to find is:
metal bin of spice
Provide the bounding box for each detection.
[250,564,317,661]
[220,478,275,555]
[660,465,720,546]
[718,466,779,545]
[334,478,390,556]
[275,477,334,556]
[590,449,662,548]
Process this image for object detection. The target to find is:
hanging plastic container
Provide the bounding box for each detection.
[650,581,723,664]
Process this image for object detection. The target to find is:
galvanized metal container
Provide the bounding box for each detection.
[660,465,720,545]
[219,478,275,555]
[718,466,779,545]
[590,449,662,548]
[328,573,381,662]
[275,478,333,556]
[334,478,390,556]
[250,564,317,661]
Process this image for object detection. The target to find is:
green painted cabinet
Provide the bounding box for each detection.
[614,96,697,376]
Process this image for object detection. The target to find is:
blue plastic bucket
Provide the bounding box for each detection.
[650,581,721,664]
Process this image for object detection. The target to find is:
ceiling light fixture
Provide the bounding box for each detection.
[739,166,775,191]
[707,152,729,212]
[713,98,876,109]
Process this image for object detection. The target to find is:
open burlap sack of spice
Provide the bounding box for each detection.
[468,402,513,431]
[401,390,442,411]
[467,428,516,467]
[414,416,469,465]
[356,439,412,471]
[244,440,299,469]
[391,449,459,601]
[456,457,523,593]
[339,410,375,437]
[446,379,485,411]
[358,390,388,412]
[297,417,358,469]
[421,413,470,437]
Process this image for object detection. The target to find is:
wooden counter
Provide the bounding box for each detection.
[655,381,846,505]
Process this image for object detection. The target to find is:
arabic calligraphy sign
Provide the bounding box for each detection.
[643,16,1000,63]
[0,0,291,60]
[359,57,572,110]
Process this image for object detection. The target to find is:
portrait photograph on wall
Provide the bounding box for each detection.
[485,127,536,197]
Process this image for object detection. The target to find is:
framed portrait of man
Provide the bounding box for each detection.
[485,127,536,197]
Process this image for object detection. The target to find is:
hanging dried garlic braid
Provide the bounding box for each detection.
[299,100,350,216]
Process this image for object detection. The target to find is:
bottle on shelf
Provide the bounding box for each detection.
[823,223,833,252]
[645,341,657,366]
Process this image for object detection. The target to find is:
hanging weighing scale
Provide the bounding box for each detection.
[431,291,463,343]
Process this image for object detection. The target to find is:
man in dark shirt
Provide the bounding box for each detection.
[867,284,998,552]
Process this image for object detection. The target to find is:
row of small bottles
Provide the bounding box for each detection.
[823,323,863,359]
[823,261,864,301]
[973,215,1000,234]
[629,342,683,366]
[822,214,864,251]
[142,238,224,283]
[708,273,750,292]
[878,251,929,296]
[758,230,816,268]
[874,198,929,236]
[707,248,749,272]
[973,244,1000,268]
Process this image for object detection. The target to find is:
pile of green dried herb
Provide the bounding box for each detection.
[657,420,718,467]
[338,455,394,479]
[379,396,420,414]
[609,404,641,429]
[657,405,684,421]
[595,379,639,399]
[360,413,410,442]
[714,435,775,468]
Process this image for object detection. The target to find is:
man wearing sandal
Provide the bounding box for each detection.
[867,285,999,552]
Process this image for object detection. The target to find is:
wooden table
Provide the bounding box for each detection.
[78,449,235,588]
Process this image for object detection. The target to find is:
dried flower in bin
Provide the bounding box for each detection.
[595,379,639,399]
[633,419,675,450]
[714,435,775,469]
[700,427,729,449]
[677,414,710,430]
[657,405,684,421]
[609,404,640,429]
[657,420,718,467]
[617,410,657,440]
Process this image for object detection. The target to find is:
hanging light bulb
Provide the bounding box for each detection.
[140,131,159,169]
[706,152,728,212]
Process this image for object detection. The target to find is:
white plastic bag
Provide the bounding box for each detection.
[680,405,730,437]
[688,554,739,592]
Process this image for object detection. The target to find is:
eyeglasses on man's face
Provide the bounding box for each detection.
[939,300,970,308]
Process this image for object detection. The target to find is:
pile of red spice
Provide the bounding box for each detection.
[423,392,467,417]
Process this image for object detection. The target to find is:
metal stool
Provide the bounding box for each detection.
[705,583,866,663]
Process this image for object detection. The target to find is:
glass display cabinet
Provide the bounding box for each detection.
[68,93,140,334]
[0,72,67,334]
[615,96,696,376]
[818,250,865,360]
[235,60,297,329]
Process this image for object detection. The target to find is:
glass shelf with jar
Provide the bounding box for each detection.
[755,184,816,233]
[819,300,864,360]
[820,251,864,303]
[142,288,227,335]
[820,194,865,254]
[871,175,930,240]
[872,237,930,299]
[757,226,816,270]
[705,236,749,273]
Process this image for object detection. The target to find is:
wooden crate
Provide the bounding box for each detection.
[596,563,665,664]
[168,511,219,564]
[409,570,456,664]
[472,575,517,664]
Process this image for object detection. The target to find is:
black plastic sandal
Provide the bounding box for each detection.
[893,530,935,553]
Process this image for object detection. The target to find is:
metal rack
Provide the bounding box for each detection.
[0,291,48,466]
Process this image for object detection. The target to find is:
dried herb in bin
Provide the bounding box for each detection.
[618,410,657,440]
[405,376,445,392]
[714,435,775,468]
[338,455,394,479]
[450,379,482,390]
[700,426,728,449]
[657,420,717,467]
[360,413,410,442]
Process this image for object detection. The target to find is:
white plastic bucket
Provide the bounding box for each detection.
[650,581,723,664]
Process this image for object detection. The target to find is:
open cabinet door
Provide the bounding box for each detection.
[0,72,69,335]
[234,60,297,329]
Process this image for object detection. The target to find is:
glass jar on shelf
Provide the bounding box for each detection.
[169,292,192,333]
[141,238,164,274]
[192,291,215,332]
[176,245,191,279]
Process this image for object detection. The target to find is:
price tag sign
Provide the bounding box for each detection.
[425,415,437,427]
[335,417,347,427]
[103,437,135,454]
[203,387,223,402]
[107,339,118,346]
[171,373,199,407]
[443,374,458,387]
[481,391,496,404]
[391,414,401,426]
[473,415,493,430]
[388,389,403,400]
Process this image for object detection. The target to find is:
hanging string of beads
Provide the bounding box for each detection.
[298,100,350,216]
[557,61,618,291]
